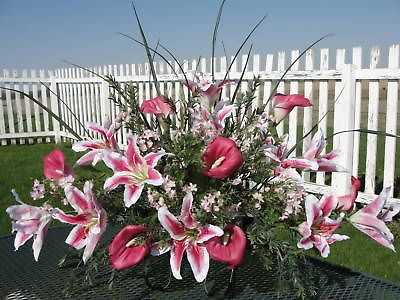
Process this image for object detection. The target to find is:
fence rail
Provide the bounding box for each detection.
[1,44,399,202]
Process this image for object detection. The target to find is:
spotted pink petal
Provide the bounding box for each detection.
[316,159,346,172]
[273,94,312,123]
[319,195,337,217]
[170,240,188,280]
[82,231,104,264]
[180,193,196,228]
[298,221,312,238]
[43,149,70,180]
[87,123,108,140]
[281,158,319,170]
[303,131,326,159]
[379,203,400,222]
[151,241,171,256]
[6,205,42,220]
[72,140,106,152]
[12,220,41,234]
[74,150,103,166]
[297,236,314,250]
[158,206,186,240]
[350,211,395,251]
[14,232,33,250]
[66,225,88,250]
[313,235,330,258]
[326,234,350,244]
[103,152,131,172]
[216,105,235,124]
[126,135,146,166]
[104,171,135,190]
[52,209,92,225]
[186,243,209,282]
[65,186,89,213]
[144,168,164,186]
[32,221,49,262]
[197,225,224,243]
[144,150,166,168]
[123,184,144,208]
[360,187,390,216]
[305,195,321,226]
[321,149,341,160]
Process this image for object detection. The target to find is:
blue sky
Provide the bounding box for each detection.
[0,0,399,70]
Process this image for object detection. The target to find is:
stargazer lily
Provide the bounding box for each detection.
[297,194,349,258]
[6,199,52,261]
[52,181,107,263]
[272,93,312,124]
[103,135,165,207]
[302,131,346,173]
[264,135,318,180]
[140,95,174,117]
[183,76,235,106]
[72,117,120,166]
[157,193,224,282]
[349,187,398,251]
[337,176,361,211]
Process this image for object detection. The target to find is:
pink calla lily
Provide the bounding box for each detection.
[52,181,107,263]
[337,176,361,211]
[349,187,397,251]
[297,194,349,258]
[103,135,165,207]
[272,93,312,124]
[140,96,174,117]
[156,193,224,282]
[72,117,120,166]
[6,202,52,261]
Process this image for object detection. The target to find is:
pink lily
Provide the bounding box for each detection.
[297,194,349,258]
[103,135,165,208]
[272,93,312,124]
[303,131,346,172]
[349,187,397,251]
[6,199,52,261]
[157,193,224,282]
[184,76,235,105]
[140,95,174,117]
[72,117,120,166]
[52,181,107,263]
[337,176,361,211]
[264,135,318,179]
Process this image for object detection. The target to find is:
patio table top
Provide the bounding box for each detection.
[1,226,400,299]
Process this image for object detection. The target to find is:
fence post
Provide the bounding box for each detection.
[49,71,61,143]
[100,80,110,124]
[332,64,356,194]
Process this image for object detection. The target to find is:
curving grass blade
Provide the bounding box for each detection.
[211,0,227,81]
[326,129,400,140]
[231,44,253,102]
[0,86,82,140]
[131,2,161,96]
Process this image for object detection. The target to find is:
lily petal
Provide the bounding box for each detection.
[123,184,144,208]
[65,225,88,250]
[14,232,33,250]
[361,187,391,216]
[144,150,166,167]
[197,225,224,243]
[170,240,188,280]
[180,193,196,228]
[158,206,186,240]
[186,243,209,283]
[103,152,131,173]
[104,171,135,190]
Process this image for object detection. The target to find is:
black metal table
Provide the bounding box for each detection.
[1,227,400,299]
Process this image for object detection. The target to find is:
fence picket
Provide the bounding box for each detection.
[352,47,363,177]
[288,50,299,157]
[4,70,16,144]
[365,46,380,194]
[276,51,285,136]
[13,70,24,144]
[383,44,399,196]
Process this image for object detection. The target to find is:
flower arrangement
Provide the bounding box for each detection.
[4,2,400,298]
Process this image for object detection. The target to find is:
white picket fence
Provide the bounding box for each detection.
[0,44,399,202]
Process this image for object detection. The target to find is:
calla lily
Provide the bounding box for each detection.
[72,117,120,166]
[6,202,52,261]
[302,131,346,172]
[202,137,244,179]
[109,225,152,270]
[297,194,349,258]
[205,225,247,269]
[157,193,224,282]
[272,93,312,124]
[52,181,107,263]
[337,176,361,211]
[103,135,165,207]
[43,149,74,187]
[140,96,174,117]
[349,187,397,251]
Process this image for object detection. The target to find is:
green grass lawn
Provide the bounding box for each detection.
[1,142,400,284]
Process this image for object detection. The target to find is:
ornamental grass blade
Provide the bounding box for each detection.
[211,0,227,81]
[327,129,400,140]
[264,34,333,107]
[231,44,253,102]
[60,59,106,81]
[39,81,92,138]
[131,2,161,96]
[0,86,82,141]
